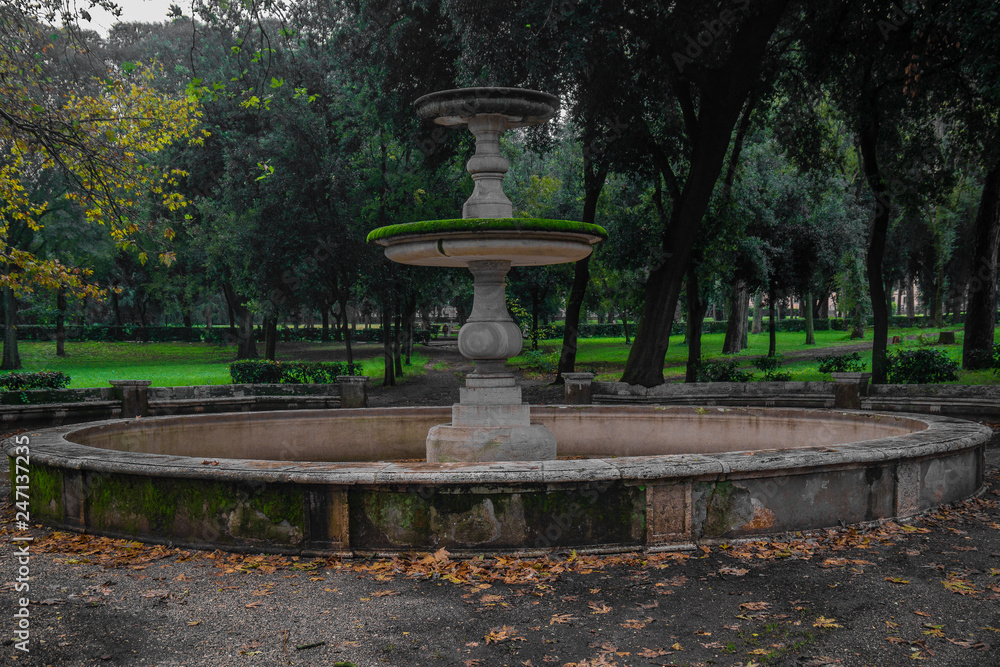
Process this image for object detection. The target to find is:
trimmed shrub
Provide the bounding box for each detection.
[229,359,361,384]
[279,361,362,384]
[695,359,753,383]
[0,371,71,391]
[885,349,959,384]
[817,352,866,374]
[229,360,283,384]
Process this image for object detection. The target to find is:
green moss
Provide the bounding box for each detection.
[250,486,305,528]
[88,474,177,534]
[29,465,63,519]
[366,218,608,244]
[181,480,235,521]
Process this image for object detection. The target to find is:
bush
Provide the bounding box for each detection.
[885,349,959,384]
[520,349,557,373]
[752,354,792,381]
[817,352,866,374]
[964,343,1000,372]
[279,361,362,384]
[0,370,71,391]
[229,359,283,384]
[229,359,361,384]
[695,359,753,383]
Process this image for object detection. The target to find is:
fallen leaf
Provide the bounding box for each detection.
[814,616,841,629]
[588,602,612,614]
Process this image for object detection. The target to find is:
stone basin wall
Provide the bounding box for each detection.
[5,406,989,557]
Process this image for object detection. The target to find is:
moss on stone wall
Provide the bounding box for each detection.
[29,464,63,520]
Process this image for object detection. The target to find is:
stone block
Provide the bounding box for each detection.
[426,423,556,462]
[109,380,152,418]
[452,403,531,427]
[562,372,595,404]
[338,375,369,408]
[459,385,522,405]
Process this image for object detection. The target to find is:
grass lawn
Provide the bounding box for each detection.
[5,341,428,388]
[511,324,1000,384]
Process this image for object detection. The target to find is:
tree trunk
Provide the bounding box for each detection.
[722,280,749,354]
[56,287,66,357]
[264,317,277,360]
[963,161,1000,368]
[804,291,816,345]
[2,287,21,370]
[768,290,777,358]
[621,308,631,345]
[620,1,786,387]
[685,268,709,382]
[556,136,609,383]
[223,283,257,359]
[339,291,354,367]
[393,313,403,378]
[555,256,591,384]
[859,119,891,384]
[321,306,330,342]
[752,291,764,334]
[111,289,123,328]
[382,306,395,386]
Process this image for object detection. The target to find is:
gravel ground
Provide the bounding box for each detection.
[2,349,998,666]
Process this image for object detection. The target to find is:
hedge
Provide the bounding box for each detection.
[0,370,71,391]
[229,359,362,384]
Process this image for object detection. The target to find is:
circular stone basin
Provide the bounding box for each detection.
[414,87,559,127]
[6,406,988,557]
[367,218,607,267]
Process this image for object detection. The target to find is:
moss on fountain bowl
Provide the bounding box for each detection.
[366,218,608,245]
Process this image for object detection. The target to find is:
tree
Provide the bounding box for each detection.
[1,3,203,367]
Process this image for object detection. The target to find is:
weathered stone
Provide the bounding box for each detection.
[337,375,369,408]
[109,379,152,418]
[563,372,595,405]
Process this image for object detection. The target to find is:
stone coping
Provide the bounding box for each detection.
[7,407,988,487]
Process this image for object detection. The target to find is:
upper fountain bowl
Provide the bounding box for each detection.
[367,217,607,267]
[414,87,559,128]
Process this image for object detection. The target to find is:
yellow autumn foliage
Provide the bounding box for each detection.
[0,16,205,298]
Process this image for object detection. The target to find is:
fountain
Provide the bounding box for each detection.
[2,88,990,557]
[367,87,606,462]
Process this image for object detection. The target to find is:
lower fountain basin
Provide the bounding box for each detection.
[7,406,988,556]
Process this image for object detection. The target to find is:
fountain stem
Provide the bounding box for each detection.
[458,260,522,373]
[464,114,513,219]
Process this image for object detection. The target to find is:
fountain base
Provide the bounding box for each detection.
[426,373,557,462]
[426,422,557,462]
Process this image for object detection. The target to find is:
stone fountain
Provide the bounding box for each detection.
[368,87,606,462]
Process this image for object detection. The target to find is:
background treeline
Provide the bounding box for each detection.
[4,0,1000,387]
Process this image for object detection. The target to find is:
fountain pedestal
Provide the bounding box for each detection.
[426,259,556,462]
[369,87,606,462]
